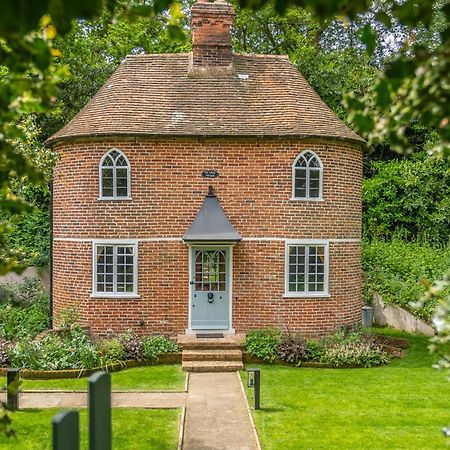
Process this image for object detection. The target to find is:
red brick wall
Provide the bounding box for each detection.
[191,1,235,67]
[52,137,362,336]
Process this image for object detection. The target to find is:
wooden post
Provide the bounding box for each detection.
[53,411,80,450]
[89,371,112,450]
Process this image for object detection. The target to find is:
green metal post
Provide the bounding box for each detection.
[6,368,20,411]
[89,371,112,450]
[52,411,80,450]
[254,368,260,410]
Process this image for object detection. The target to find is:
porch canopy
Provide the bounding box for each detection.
[183,186,242,243]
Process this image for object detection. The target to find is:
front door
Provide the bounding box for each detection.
[190,247,230,330]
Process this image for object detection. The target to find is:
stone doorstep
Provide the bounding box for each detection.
[177,333,246,350]
[182,349,243,362]
[182,361,244,373]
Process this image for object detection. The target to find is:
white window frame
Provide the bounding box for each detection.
[91,239,139,298]
[284,239,330,298]
[98,148,132,200]
[291,150,324,201]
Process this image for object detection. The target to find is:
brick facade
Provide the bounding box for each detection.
[52,137,362,336]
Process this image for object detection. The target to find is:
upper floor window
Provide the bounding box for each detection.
[99,149,131,199]
[292,150,323,200]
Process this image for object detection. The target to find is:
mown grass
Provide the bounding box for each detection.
[0,408,180,449]
[243,329,450,449]
[1,365,186,391]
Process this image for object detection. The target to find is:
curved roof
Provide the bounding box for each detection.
[46,53,364,146]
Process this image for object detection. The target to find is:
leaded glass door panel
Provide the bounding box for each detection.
[190,248,230,330]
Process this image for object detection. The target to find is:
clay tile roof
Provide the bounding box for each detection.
[46,53,364,146]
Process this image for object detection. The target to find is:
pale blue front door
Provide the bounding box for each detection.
[191,248,230,330]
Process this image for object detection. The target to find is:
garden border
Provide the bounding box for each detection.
[243,334,409,368]
[0,353,182,379]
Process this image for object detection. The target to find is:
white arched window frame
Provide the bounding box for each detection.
[291,150,323,200]
[99,149,131,200]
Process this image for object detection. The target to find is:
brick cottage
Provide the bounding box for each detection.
[46,0,365,338]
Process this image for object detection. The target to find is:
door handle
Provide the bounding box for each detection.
[207,292,214,303]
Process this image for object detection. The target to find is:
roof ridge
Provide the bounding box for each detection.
[234,53,289,60]
[125,53,190,58]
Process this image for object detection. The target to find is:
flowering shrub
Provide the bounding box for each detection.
[276,334,307,364]
[143,336,179,362]
[321,340,390,368]
[118,330,145,361]
[246,326,390,367]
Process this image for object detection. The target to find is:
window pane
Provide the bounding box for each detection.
[309,156,321,168]
[116,156,128,167]
[295,156,307,168]
[294,169,307,198]
[102,168,114,197]
[116,187,128,197]
[102,155,113,167]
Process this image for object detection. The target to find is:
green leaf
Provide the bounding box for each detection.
[167,25,187,43]
[360,23,377,56]
[375,79,391,109]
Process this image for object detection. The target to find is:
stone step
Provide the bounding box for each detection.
[177,333,245,350]
[182,361,244,372]
[182,349,242,362]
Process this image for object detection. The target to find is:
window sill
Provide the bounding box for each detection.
[290,197,324,202]
[97,197,133,201]
[90,293,141,299]
[283,293,331,299]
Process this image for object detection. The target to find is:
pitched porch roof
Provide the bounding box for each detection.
[183,186,242,243]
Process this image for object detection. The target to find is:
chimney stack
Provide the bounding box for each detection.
[191,0,235,68]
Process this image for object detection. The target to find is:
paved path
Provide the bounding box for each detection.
[182,372,259,450]
[1,372,261,449]
[0,391,186,409]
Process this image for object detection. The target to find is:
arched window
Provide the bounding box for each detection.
[99,149,131,199]
[292,150,323,200]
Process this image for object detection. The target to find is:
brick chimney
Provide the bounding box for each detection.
[191,0,235,68]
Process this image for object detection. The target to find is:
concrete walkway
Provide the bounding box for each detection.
[1,372,261,449]
[0,391,186,409]
[182,372,259,450]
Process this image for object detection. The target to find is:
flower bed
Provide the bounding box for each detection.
[0,353,182,379]
[244,326,407,368]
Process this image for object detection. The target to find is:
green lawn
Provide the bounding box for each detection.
[1,365,186,391]
[0,408,180,449]
[243,329,450,450]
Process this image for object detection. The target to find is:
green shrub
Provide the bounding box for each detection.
[321,340,389,368]
[97,338,126,367]
[245,329,282,362]
[143,336,178,362]
[363,154,450,246]
[362,240,450,320]
[8,326,99,370]
[0,280,49,340]
[0,338,11,367]
[305,340,326,361]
